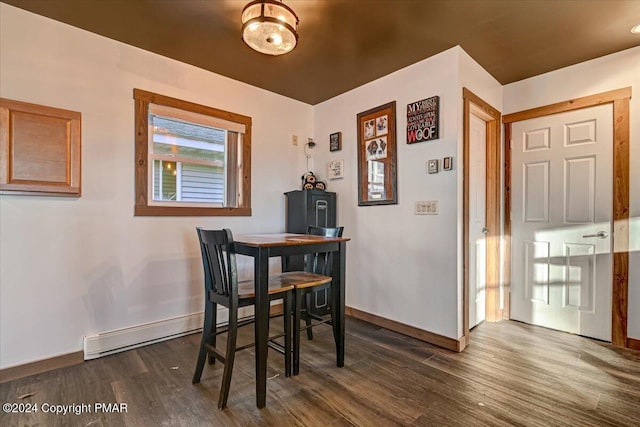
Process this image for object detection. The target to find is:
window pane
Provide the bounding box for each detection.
[181,163,224,203]
[153,160,177,201]
[151,115,225,164]
[150,114,229,205]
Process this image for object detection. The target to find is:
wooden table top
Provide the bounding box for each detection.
[233,233,350,247]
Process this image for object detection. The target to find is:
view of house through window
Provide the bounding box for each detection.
[134,89,251,216]
[149,114,239,206]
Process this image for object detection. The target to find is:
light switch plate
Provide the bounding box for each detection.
[443,156,453,170]
[415,200,439,215]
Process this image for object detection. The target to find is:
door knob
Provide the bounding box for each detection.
[482,227,489,234]
[582,231,608,239]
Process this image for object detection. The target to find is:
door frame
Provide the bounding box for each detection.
[502,87,632,347]
[462,88,502,349]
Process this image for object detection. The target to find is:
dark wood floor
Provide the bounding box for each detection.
[2,318,639,426]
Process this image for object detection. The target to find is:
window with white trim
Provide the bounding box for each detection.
[134,89,251,216]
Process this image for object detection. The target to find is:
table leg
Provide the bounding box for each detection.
[254,247,270,408]
[332,241,346,367]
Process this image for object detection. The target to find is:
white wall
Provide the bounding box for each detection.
[0,4,312,369]
[312,47,501,340]
[503,46,640,340]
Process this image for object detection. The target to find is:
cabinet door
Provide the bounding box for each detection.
[309,193,336,228]
[1,98,81,196]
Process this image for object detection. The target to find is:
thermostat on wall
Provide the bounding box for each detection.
[427,159,439,174]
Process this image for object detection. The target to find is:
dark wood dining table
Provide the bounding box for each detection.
[232,233,350,408]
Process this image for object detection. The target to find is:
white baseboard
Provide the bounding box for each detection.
[83,312,205,360]
[83,306,258,360]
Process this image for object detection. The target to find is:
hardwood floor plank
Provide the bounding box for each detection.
[1,319,639,426]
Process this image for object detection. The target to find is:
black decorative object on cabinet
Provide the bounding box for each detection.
[284,189,337,316]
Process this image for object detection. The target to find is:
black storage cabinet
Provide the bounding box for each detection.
[284,189,336,235]
[284,189,337,316]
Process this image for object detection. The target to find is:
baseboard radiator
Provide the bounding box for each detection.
[83,312,206,360]
[83,306,261,360]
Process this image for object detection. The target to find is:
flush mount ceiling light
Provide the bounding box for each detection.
[631,24,640,34]
[241,0,299,56]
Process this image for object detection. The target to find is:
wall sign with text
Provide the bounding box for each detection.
[407,96,439,144]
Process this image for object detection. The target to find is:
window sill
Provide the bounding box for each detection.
[134,205,251,217]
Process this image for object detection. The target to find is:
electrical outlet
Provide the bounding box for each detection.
[415,200,439,215]
[292,135,298,146]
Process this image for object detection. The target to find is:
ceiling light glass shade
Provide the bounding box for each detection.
[241,0,299,55]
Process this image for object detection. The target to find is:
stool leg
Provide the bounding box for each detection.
[330,283,339,347]
[218,306,238,409]
[293,288,302,376]
[208,302,217,365]
[304,292,314,340]
[193,302,214,384]
[284,292,292,377]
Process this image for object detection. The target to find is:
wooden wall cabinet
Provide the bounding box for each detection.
[0,98,81,196]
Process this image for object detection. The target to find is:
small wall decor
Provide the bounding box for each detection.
[327,159,344,180]
[329,132,342,152]
[407,96,439,144]
[357,101,397,206]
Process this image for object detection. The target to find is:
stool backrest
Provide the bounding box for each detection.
[306,226,344,276]
[196,227,238,302]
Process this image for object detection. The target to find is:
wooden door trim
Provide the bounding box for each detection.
[502,87,631,347]
[502,87,631,124]
[462,88,501,349]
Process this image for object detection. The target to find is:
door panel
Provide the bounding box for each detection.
[469,113,486,328]
[523,240,549,304]
[511,104,612,341]
[565,156,595,223]
[564,242,595,311]
[523,161,549,222]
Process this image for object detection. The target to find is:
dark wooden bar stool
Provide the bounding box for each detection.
[192,227,330,408]
[292,225,344,375]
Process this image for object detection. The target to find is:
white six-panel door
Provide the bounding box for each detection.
[511,104,613,341]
